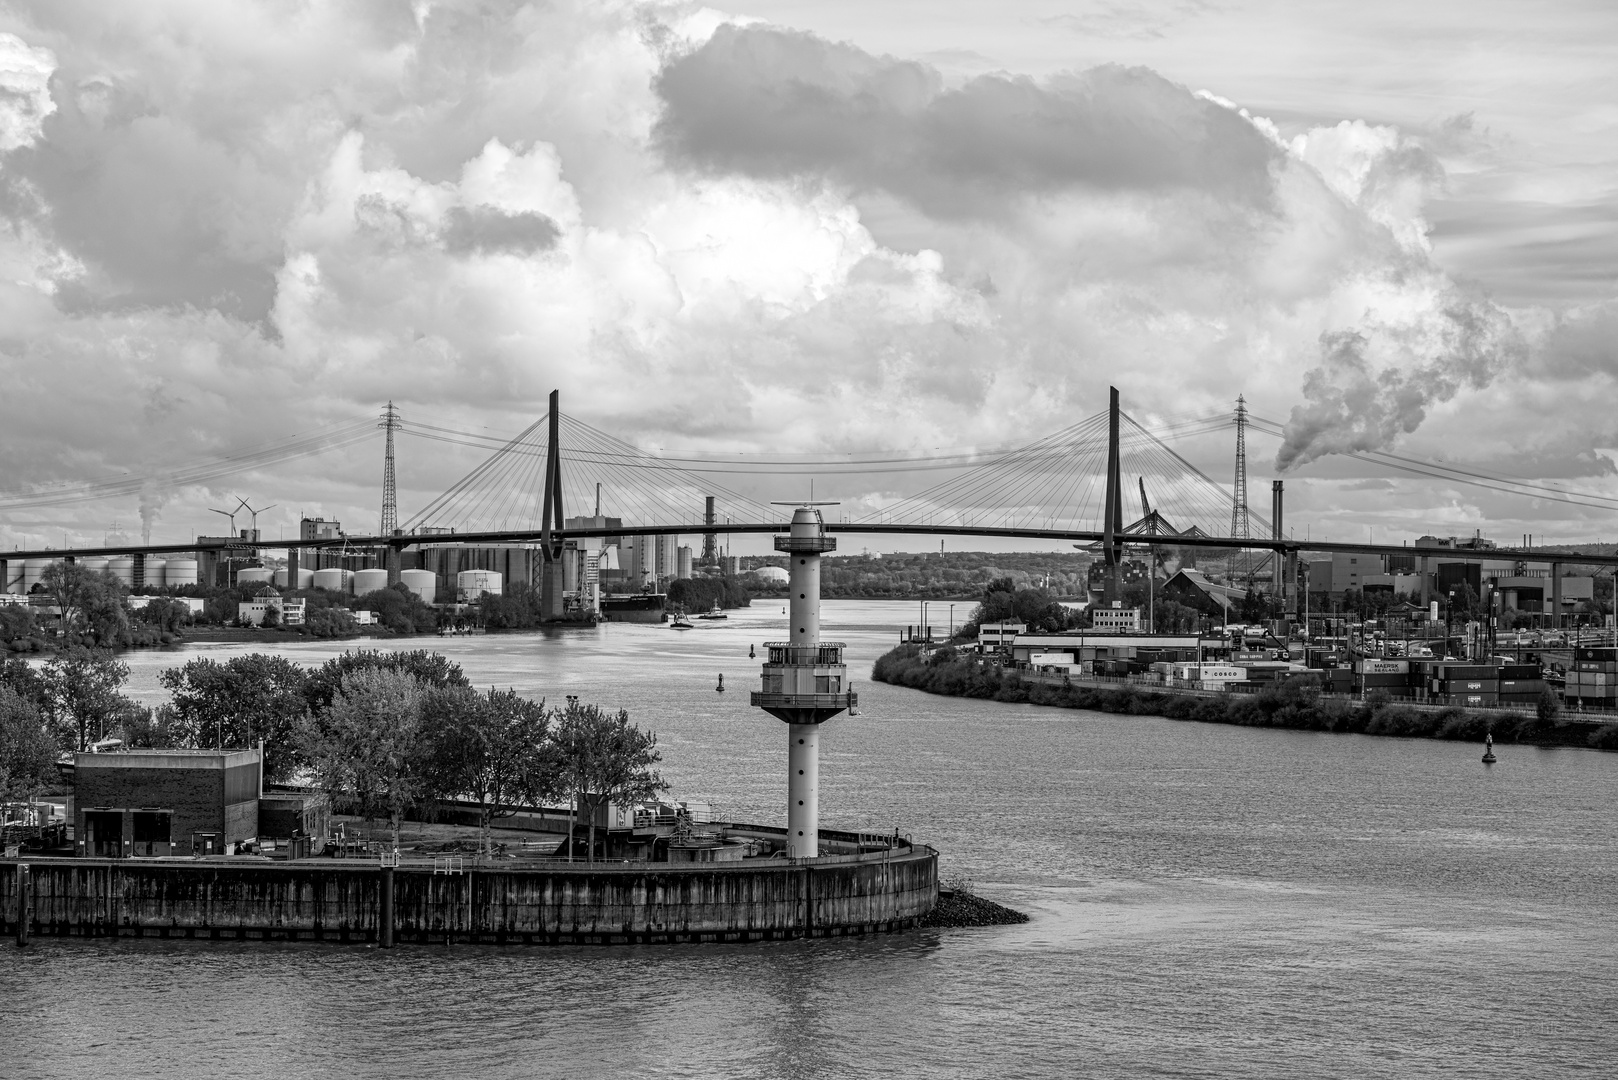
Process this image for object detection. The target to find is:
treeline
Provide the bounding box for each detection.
[871,644,1618,751]
[667,577,750,613]
[0,649,665,859]
[744,551,1092,599]
[0,562,447,653]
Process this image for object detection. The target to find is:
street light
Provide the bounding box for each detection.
[949,603,957,642]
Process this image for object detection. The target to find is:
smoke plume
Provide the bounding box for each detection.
[1276,295,1526,470]
[138,482,168,545]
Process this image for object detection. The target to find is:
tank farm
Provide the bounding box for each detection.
[2,507,939,946]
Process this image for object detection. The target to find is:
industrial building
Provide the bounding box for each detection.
[238,587,305,627]
[74,748,263,858]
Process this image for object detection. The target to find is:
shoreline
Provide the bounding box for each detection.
[872,645,1618,752]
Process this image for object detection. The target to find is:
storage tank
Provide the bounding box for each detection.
[312,568,353,593]
[457,570,502,602]
[274,567,314,590]
[236,567,274,586]
[79,557,110,576]
[21,558,55,593]
[164,558,199,588]
[352,568,389,596]
[400,569,437,604]
[140,559,165,589]
[107,557,136,587]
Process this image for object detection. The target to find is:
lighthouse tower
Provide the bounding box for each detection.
[751,505,856,859]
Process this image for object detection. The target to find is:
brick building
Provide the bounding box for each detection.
[74,749,262,858]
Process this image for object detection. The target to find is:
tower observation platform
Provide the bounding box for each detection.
[752,505,856,858]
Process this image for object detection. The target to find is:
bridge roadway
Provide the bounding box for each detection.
[7,523,1618,569]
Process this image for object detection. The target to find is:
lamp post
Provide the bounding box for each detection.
[949,603,957,642]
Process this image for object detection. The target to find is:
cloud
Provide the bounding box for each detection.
[441,205,561,256]
[653,24,1281,218]
[0,32,54,153]
[0,3,1607,549]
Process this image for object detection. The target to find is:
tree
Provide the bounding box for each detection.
[260,603,281,629]
[0,657,48,708]
[40,649,132,751]
[357,583,437,634]
[137,597,190,634]
[0,604,37,644]
[304,649,469,713]
[553,701,665,863]
[426,685,559,856]
[0,685,57,805]
[159,654,310,778]
[40,562,130,645]
[300,667,433,850]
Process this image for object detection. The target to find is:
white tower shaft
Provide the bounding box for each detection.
[752,506,855,860]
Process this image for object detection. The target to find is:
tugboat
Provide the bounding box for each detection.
[670,608,694,631]
[697,603,728,621]
[1482,732,1496,764]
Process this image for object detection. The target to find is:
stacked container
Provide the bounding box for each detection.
[1428,662,1500,707]
[1566,648,1617,706]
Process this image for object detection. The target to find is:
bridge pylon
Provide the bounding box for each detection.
[539,389,566,621]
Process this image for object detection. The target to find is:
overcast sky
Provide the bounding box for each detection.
[0,0,1613,554]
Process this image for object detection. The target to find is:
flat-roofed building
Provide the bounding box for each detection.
[74,748,262,858]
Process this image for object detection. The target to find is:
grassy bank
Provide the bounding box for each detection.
[872,644,1618,751]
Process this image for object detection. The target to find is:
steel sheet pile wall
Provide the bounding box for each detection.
[3,849,937,945]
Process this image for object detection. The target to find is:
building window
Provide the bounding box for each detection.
[762,674,782,694]
[815,675,840,693]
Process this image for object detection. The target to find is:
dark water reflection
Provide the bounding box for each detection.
[6,601,1616,1078]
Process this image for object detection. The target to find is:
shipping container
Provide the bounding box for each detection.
[1359,659,1411,675]
[1438,693,1498,707]
[1360,673,1411,688]
[1499,664,1540,680]
[1434,664,1498,680]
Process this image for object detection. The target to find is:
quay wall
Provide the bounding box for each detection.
[1,845,937,946]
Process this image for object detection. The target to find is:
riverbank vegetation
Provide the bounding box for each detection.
[0,647,666,859]
[872,644,1618,751]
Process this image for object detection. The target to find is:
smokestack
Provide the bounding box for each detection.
[1271,480,1283,541]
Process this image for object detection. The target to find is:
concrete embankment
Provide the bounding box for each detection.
[1,840,937,946]
[872,646,1618,752]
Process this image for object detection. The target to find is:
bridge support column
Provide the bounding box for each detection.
[385,546,402,588]
[1552,562,1563,631]
[287,546,300,591]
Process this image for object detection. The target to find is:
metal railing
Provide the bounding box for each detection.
[761,642,846,665]
[750,692,859,709]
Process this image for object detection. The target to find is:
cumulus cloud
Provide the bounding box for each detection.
[0,32,53,153]
[654,25,1281,217]
[0,2,1605,547]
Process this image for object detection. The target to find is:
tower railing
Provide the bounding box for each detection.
[762,642,847,665]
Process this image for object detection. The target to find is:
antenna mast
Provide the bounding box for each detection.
[380,401,400,535]
[1229,394,1250,581]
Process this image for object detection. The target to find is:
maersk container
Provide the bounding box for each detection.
[353,568,389,596]
[312,568,352,593]
[400,569,436,604]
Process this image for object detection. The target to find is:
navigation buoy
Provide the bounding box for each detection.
[749,644,756,659]
[1482,732,1496,765]
[716,673,725,693]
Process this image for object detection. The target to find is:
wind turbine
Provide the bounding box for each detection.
[237,497,277,538]
[209,504,242,536]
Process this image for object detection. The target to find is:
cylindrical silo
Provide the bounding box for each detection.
[107,557,136,587]
[456,569,503,602]
[400,569,436,605]
[353,568,389,596]
[273,567,314,590]
[21,558,55,593]
[236,567,274,586]
[79,557,110,576]
[142,559,166,589]
[164,558,199,588]
[312,568,353,593]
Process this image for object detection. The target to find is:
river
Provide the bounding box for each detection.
[5,599,1616,1078]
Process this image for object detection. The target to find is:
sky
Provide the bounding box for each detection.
[0,0,1613,556]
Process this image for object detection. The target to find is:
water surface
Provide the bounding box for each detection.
[6,600,1615,1078]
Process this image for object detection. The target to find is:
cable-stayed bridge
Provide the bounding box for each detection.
[6,389,1618,588]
